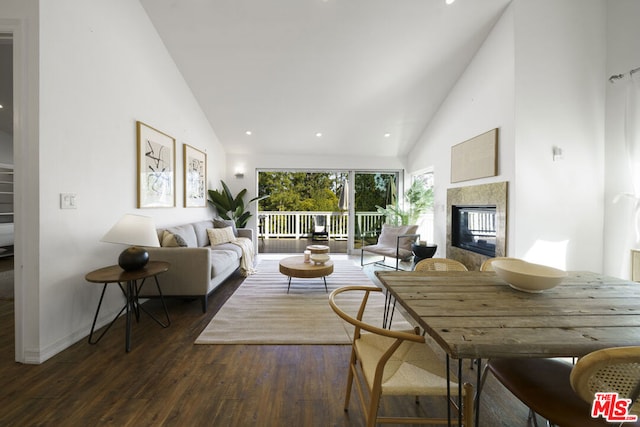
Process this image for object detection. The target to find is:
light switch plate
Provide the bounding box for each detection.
[60,193,77,209]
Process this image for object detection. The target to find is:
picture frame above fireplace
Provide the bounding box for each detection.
[451,128,498,183]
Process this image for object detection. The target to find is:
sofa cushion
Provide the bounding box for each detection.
[160,230,188,247]
[207,227,236,246]
[210,249,239,276]
[192,220,215,247]
[166,224,198,248]
[213,217,238,237]
[377,224,419,252]
[211,241,243,258]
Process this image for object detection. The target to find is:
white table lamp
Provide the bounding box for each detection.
[101,214,160,271]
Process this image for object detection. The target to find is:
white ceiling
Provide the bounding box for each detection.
[140,0,511,159]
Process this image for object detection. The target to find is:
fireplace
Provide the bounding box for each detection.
[451,205,497,257]
[447,182,507,270]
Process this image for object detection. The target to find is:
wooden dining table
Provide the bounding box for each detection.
[375,269,640,426]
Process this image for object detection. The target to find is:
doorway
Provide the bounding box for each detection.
[0,33,13,303]
[256,169,400,254]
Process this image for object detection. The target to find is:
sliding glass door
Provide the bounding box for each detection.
[352,172,399,251]
[256,169,400,254]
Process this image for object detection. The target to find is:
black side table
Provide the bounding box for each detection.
[85,261,171,352]
[412,243,437,267]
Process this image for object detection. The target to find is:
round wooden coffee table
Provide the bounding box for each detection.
[279,255,334,293]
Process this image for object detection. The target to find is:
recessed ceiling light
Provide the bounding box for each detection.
[245,130,252,135]
[315,132,323,138]
[446,0,455,4]
[0,105,3,109]
[384,133,391,138]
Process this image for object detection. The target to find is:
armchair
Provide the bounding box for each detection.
[360,224,419,271]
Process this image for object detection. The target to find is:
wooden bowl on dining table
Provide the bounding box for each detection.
[492,259,567,293]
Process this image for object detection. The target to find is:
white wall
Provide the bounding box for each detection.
[406,3,516,256]
[21,0,225,363]
[603,0,640,279]
[513,0,606,270]
[407,0,607,271]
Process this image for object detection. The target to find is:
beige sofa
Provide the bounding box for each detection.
[139,219,253,312]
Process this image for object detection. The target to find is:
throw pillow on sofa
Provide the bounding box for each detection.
[213,217,238,237]
[161,230,188,247]
[165,224,198,247]
[207,226,237,246]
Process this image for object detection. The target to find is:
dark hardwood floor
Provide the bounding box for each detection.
[0,262,533,426]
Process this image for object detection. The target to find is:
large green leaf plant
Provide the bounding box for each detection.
[376,180,433,226]
[208,180,268,228]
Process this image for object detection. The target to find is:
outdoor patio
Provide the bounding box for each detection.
[258,237,348,254]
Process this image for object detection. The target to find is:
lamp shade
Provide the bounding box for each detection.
[101,214,160,247]
[101,214,159,271]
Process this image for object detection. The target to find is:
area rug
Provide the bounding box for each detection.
[195,259,412,345]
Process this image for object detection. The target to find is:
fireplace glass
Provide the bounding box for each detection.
[452,205,496,257]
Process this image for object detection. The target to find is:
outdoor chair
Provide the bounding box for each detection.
[414,258,468,272]
[312,215,329,241]
[328,285,473,427]
[360,224,419,271]
[481,346,640,427]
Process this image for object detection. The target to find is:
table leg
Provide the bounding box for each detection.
[125,280,134,352]
[131,279,141,322]
[446,355,451,427]
[287,276,292,294]
[322,276,328,293]
[382,291,397,330]
[136,275,171,327]
[458,358,462,427]
[88,283,127,345]
[475,358,481,427]
[445,355,465,427]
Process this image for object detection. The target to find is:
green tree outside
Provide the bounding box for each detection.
[258,171,398,213]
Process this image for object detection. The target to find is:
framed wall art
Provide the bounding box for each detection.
[137,121,176,208]
[451,128,498,183]
[183,144,207,208]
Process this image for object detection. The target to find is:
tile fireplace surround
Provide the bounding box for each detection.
[446,181,508,270]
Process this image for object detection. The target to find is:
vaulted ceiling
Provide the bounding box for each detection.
[141,0,511,158]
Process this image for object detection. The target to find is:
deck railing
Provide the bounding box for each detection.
[258,211,385,239]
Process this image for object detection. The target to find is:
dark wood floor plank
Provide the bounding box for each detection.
[0,266,532,426]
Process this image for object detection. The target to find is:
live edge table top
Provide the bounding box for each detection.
[279,256,333,279]
[375,270,640,360]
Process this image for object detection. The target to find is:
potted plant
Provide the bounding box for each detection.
[208,180,268,228]
[376,180,433,226]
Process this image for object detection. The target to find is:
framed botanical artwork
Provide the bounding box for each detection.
[183,144,207,208]
[137,121,176,208]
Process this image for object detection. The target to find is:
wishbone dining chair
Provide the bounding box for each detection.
[329,285,474,427]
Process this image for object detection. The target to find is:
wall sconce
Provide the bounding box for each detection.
[234,165,245,179]
[552,146,564,162]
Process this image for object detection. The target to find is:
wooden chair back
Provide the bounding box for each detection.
[415,258,468,272]
[328,285,474,427]
[570,346,640,416]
